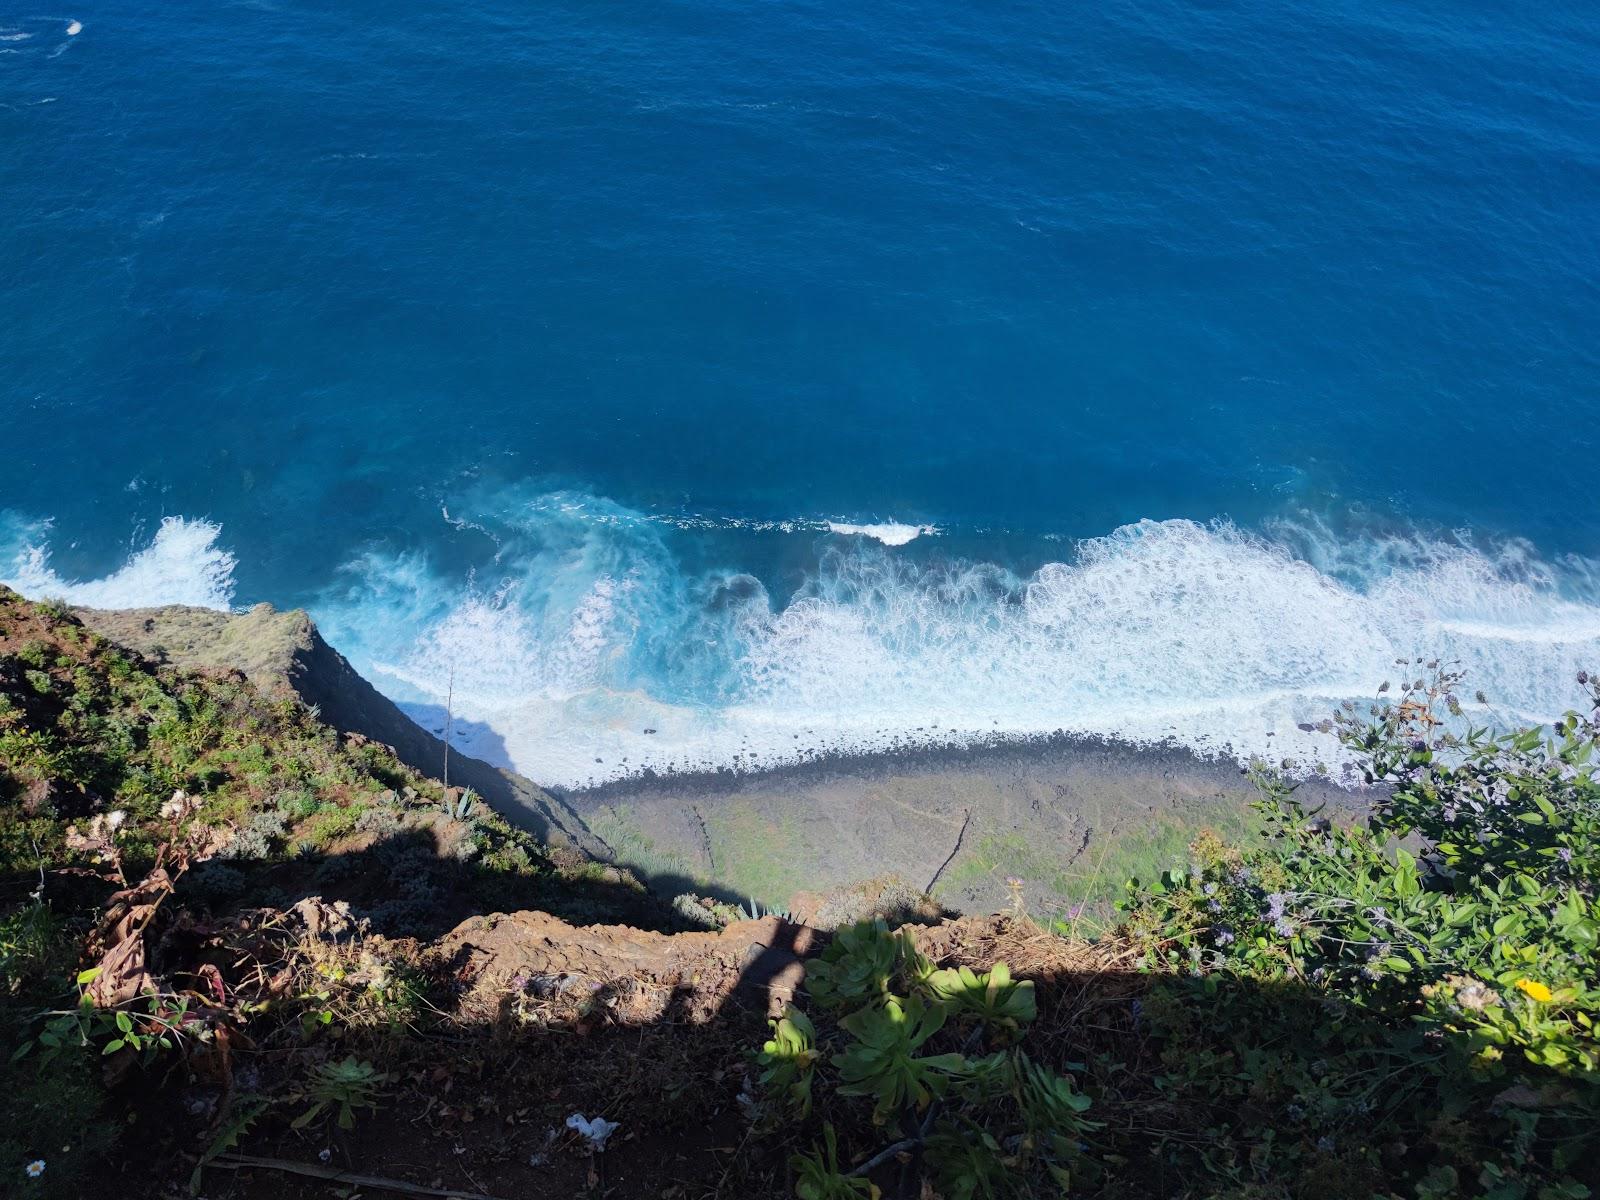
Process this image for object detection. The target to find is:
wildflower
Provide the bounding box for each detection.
[1265,893,1288,921]
[1212,926,1235,946]
[105,809,127,832]
[1514,979,1553,1003]
[1316,1136,1336,1154]
[1206,899,1221,914]
[1203,882,1218,896]
[25,1161,45,1178]
[1557,848,1573,864]
[1273,917,1296,938]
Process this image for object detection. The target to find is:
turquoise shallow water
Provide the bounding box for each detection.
[3,2,1598,784]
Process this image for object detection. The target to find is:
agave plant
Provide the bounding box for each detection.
[806,920,900,1013]
[291,1056,388,1131]
[834,993,969,1121]
[758,1004,819,1116]
[923,961,1037,1033]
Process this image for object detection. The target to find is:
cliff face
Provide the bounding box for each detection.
[71,602,608,859]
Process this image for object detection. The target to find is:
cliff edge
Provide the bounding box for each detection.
[72,601,607,859]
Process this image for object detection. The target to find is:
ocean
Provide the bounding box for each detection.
[3,1,1597,787]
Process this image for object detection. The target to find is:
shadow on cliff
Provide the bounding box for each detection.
[167,827,711,939]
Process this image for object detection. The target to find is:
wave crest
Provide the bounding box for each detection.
[1,516,237,611]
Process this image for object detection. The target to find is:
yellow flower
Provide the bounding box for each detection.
[1514,979,1553,1003]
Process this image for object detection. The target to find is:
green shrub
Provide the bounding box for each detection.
[761,920,1093,1198]
[1123,665,1600,1198]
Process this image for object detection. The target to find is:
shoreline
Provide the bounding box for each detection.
[561,728,1366,918]
[558,724,1363,804]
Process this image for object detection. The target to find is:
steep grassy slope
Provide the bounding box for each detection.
[72,600,605,856]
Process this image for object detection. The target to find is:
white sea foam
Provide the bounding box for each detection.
[6,502,1592,788]
[1,516,237,610]
[65,19,81,35]
[825,520,937,546]
[312,499,1600,789]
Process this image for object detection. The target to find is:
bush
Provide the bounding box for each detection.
[1123,665,1600,1199]
[758,920,1094,1198]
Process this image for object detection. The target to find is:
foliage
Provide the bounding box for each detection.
[804,919,904,1012]
[759,1005,819,1117]
[188,1096,268,1193]
[834,993,966,1121]
[760,919,1091,1198]
[291,1057,389,1131]
[793,1124,881,1200]
[923,962,1036,1034]
[1122,663,1600,1199]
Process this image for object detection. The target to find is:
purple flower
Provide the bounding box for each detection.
[1203,882,1218,896]
[1213,926,1235,946]
[1265,893,1288,920]
[1558,848,1573,864]
[1274,917,1296,938]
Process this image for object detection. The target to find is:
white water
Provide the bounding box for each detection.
[826,520,937,546]
[5,502,1596,788]
[1,515,237,610]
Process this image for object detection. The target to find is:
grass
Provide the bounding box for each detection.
[937,804,1264,924]
[701,800,814,908]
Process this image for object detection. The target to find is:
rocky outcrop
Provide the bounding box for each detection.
[73,602,606,858]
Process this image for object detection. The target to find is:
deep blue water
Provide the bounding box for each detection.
[4,2,1598,784]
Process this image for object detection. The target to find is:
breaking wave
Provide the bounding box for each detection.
[5,497,1597,789]
[0,515,237,610]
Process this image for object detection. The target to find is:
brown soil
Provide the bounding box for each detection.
[191,907,1146,1200]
